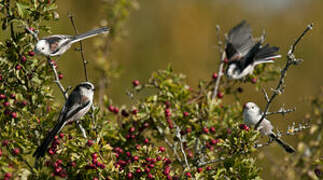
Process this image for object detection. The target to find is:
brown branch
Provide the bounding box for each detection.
[255,23,313,129]
[68,14,89,82]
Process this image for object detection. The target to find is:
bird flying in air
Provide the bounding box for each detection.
[225,21,281,79]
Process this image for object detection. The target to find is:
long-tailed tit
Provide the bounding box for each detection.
[243,102,295,153]
[225,21,281,79]
[33,82,95,158]
[35,27,109,56]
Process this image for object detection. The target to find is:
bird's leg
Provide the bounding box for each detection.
[76,120,87,138]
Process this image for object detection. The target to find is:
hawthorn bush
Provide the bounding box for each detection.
[0,0,321,180]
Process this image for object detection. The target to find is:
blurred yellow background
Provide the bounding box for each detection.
[18,0,323,178]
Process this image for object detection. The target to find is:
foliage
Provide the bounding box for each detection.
[0,0,320,180]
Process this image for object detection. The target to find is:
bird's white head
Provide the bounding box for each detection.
[243,102,262,117]
[35,40,50,55]
[78,82,95,99]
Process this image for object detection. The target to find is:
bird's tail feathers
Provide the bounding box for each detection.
[270,133,296,153]
[71,27,109,43]
[33,120,67,159]
[254,44,281,65]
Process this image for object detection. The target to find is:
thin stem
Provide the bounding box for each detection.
[212,51,225,99]
[68,14,88,82]
[47,57,68,100]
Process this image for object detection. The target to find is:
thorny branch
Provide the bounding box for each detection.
[212,25,225,99]
[68,14,89,82]
[47,58,69,100]
[255,23,313,129]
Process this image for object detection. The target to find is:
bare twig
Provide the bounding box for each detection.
[175,126,190,169]
[255,23,313,129]
[68,14,89,82]
[47,58,68,100]
[266,107,296,116]
[212,51,226,99]
[212,25,226,99]
[197,156,225,167]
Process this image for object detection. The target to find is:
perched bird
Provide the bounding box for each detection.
[35,27,109,56]
[33,82,95,158]
[243,102,296,153]
[225,21,281,79]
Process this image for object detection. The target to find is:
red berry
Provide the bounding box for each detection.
[13,148,20,155]
[144,138,149,144]
[206,166,212,171]
[163,166,171,175]
[251,78,257,84]
[28,51,35,56]
[185,172,192,178]
[59,133,64,139]
[203,127,209,134]
[147,174,153,179]
[217,91,224,99]
[183,112,189,117]
[136,168,141,173]
[21,56,27,63]
[127,172,133,179]
[156,156,162,161]
[133,156,139,161]
[9,94,15,99]
[0,94,6,99]
[108,105,115,112]
[197,167,203,173]
[132,80,140,87]
[3,101,10,107]
[135,144,141,150]
[91,153,98,159]
[0,75,2,81]
[132,109,138,115]
[87,140,94,146]
[0,149,2,157]
[15,65,21,70]
[58,73,63,80]
[2,140,9,146]
[4,173,12,178]
[129,127,135,133]
[10,112,17,118]
[212,73,218,80]
[239,124,250,131]
[48,149,55,155]
[159,146,166,152]
[145,167,151,173]
[210,127,216,133]
[113,107,119,114]
[165,108,171,117]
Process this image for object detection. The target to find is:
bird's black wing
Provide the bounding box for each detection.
[236,42,262,70]
[226,20,255,61]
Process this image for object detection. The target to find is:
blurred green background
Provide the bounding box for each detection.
[9,0,323,178]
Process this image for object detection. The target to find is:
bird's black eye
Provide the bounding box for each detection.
[42,47,45,50]
[251,106,254,109]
